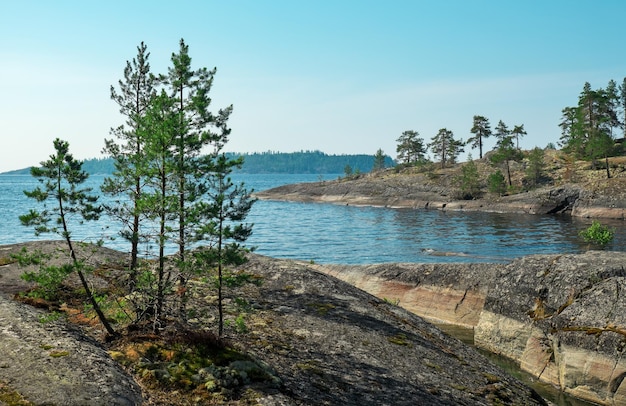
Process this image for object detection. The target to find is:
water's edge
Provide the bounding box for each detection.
[436,324,596,406]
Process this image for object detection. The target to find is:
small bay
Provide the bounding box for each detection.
[0,173,624,262]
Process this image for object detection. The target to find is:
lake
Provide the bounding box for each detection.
[0,173,624,263]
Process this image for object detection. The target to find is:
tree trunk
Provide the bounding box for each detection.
[506,160,512,186]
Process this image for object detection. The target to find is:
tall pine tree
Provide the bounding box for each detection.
[467,115,492,159]
[161,39,234,318]
[102,42,156,288]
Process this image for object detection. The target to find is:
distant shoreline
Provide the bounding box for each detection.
[0,151,394,176]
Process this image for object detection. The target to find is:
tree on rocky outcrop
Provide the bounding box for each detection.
[132,90,179,326]
[493,120,510,146]
[559,81,621,178]
[525,147,547,188]
[192,153,255,336]
[487,170,506,195]
[466,115,492,159]
[97,39,249,330]
[605,79,621,138]
[578,82,619,176]
[396,130,427,165]
[511,124,526,150]
[558,106,584,156]
[457,155,481,199]
[429,128,463,168]
[102,41,156,289]
[19,138,116,336]
[619,77,626,139]
[490,132,523,187]
[160,38,234,319]
[372,148,386,171]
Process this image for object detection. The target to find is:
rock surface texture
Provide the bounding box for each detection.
[316,251,626,405]
[0,296,143,405]
[255,171,626,219]
[0,242,548,405]
[231,255,547,405]
[0,242,144,406]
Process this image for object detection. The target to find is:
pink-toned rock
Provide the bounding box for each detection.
[314,251,626,406]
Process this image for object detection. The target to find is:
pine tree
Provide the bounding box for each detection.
[134,91,179,327]
[192,154,255,337]
[493,120,510,145]
[606,79,621,137]
[161,38,234,318]
[458,155,481,199]
[20,139,116,336]
[372,148,386,171]
[577,82,616,174]
[467,115,491,159]
[525,147,546,187]
[619,77,626,142]
[429,128,462,168]
[558,106,584,156]
[511,124,526,150]
[102,41,156,288]
[396,130,427,165]
[490,134,523,187]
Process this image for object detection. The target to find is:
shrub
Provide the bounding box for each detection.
[487,170,506,195]
[579,221,614,246]
[457,158,481,199]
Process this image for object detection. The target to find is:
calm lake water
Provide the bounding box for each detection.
[0,173,624,263]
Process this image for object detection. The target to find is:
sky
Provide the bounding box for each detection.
[1,0,626,172]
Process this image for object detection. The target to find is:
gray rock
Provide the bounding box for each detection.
[0,296,143,405]
[316,251,626,405]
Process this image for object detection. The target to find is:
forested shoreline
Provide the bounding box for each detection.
[0,150,395,175]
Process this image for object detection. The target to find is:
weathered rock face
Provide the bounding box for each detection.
[479,252,626,405]
[572,186,626,219]
[315,251,626,406]
[231,255,548,405]
[1,242,547,405]
[0,296,143,405]
[317,262,500,328]
[255,173,626,219]
[0,241,143,405]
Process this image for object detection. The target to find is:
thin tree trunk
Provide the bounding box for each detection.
[218,207,224,337]
[506,160,512,186]
[58,176,116,337]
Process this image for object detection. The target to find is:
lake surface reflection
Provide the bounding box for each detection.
[0,173,624,263]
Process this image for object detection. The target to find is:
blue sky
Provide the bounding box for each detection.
[1,1,625,172]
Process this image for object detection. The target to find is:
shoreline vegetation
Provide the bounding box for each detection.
[255,149,626,220]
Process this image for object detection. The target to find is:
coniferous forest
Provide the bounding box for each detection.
[1,151,396,175]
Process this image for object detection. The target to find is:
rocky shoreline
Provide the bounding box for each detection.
[314,251,626,405]
[2,241,625,404]
[254,170,626,220]
[0,241,548,405]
